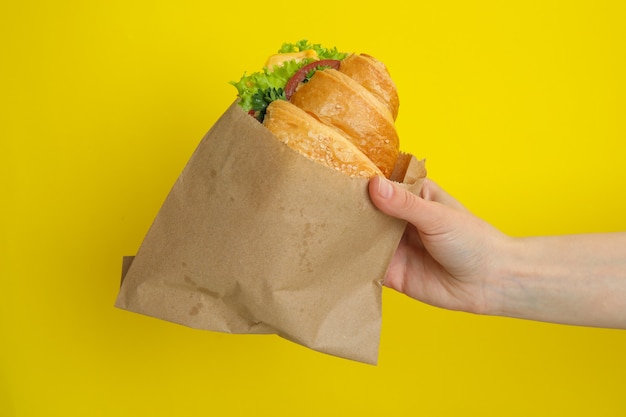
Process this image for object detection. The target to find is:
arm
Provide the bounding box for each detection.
[369,176,626,329]
[498,233,626,328]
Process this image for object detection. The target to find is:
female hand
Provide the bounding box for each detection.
[369,176,509,315]
[370,176,626,328]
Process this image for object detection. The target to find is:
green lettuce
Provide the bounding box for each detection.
[230,40,348,121]
[278,39,347,60]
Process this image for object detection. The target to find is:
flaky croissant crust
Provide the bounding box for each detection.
[263,100,383,178]
[289,67,399,178]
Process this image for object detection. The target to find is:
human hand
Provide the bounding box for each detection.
[369,176,510,315]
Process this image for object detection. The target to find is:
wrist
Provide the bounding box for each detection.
[482,235,534,319]
[487,235,575,324]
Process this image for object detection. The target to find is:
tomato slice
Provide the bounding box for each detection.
[285,59,341,100]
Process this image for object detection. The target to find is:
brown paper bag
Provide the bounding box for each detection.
[115,101,426,364]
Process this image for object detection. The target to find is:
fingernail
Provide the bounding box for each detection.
[377,176,393,199]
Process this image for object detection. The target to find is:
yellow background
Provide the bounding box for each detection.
[2,0,625,415]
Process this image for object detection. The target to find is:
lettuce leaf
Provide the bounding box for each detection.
[230,40,348,121]
[278,40,347,61]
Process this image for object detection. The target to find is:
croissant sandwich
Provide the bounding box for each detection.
[231,40,401,178]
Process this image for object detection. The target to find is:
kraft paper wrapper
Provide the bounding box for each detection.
[115,101,426,365]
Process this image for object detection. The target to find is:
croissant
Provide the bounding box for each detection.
[339,54,399,120]
[289,68,399,178]
[263,100,383,178]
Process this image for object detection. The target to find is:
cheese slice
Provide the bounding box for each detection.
[265,50,319,70]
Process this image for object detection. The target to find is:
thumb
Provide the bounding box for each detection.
[368,176,444,233]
